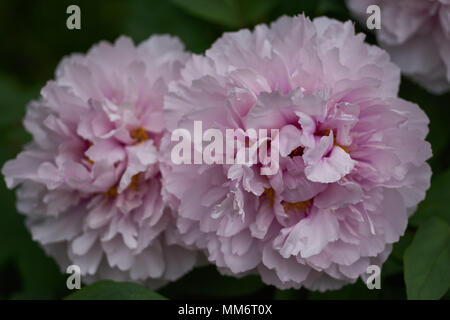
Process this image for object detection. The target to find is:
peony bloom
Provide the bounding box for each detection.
[347,0,450,94]
[161,15,432,291]
[2,36,197,287]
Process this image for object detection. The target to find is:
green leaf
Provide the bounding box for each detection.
[316,0,349,17]
[66,280,167,300]
[170,0,278,28]
[410,169,450,227]
[268,0,317,19]
[238,0,279,26]
[404,217,450,300]
[127,0,221,54]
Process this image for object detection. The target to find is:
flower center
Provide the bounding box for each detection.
[288,146,304,158]
[83,141,95,166]
[104,172,143,198]
[261,188,312,213]
[130,127,148,144]
[104,186,118,198]
[129,172,142,190]
[280,199,312,213]
[317,128,349,153]
[288,128,350,161]
[261,188,275,207]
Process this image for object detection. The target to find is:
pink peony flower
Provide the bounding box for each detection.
[347,0,450,94]
[2,36,198,287]
[161,15,432,291]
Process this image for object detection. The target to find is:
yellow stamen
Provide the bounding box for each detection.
[104,186,118,198]
[262,188,313,213]
[261,187,275,208]
[84,141,95,165]
[288,146,304,158]
[103,173,144,199]
[281,199,312,213]
[130,127,148,144]
[129,173,142,190]
[335,143,349,153]
[317,128,331,137]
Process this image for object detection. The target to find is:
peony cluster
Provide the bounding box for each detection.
[347,0,450,94]
[3,15,432,291]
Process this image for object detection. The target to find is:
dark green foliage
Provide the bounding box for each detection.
[66,280,166,300]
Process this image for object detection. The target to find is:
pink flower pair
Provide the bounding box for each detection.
[2,15,432,291]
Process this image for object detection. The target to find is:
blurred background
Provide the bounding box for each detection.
[0,0,449,300]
